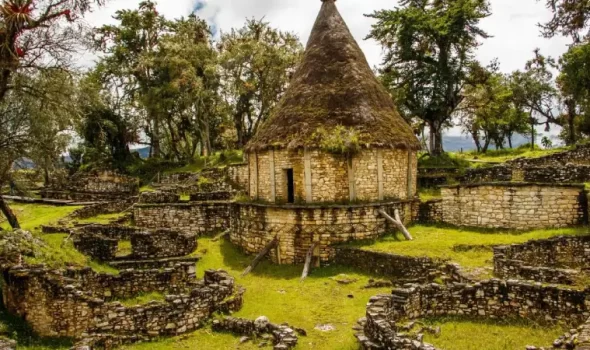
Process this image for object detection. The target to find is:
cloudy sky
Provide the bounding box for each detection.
[82,0,571,141]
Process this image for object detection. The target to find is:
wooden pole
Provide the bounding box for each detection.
[241,237,278,277]
[300,243,318,282]
[378,209,413,241]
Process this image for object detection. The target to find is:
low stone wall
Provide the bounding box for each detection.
[523,164,590,184]
[230,201,416,264]
[73,225,198,261]
[459,165,513,183]
[494,235,590,284]
[358,280,590,349]
[415,199,443,223]
[41,171,139,201]
[190,191,232,201]
[68,197,138,219]
[131,229,198,259]
[212,316,299,349]
[3,265,243,339]
[441,183,588,230]
[134,201,231,235]
[334,247,443,282]
[139,191,180,204]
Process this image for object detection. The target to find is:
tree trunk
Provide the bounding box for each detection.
[507,133,513,149]
[0,197,20,229]
[566,99,577,146]
[429,122,444,156]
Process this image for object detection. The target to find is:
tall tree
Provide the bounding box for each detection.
[367,0,491,155]
[92,1,168,158]
[218,19,303,148]
[540,0,590,42]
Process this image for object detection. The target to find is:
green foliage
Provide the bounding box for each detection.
[540,0,590,41]
[218,18,303,148]
[118,292,166,307]
[418,153,471,169]
[367,0,491,155]
[313,126,362,155]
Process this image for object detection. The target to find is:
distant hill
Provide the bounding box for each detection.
[442,134,533,152]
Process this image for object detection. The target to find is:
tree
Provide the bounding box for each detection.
[461,65,528,152]
[556,42,590,144]
[92,1,168,158]
[218,18,303,148]
[540,0,590,42]
[367,0,491,155]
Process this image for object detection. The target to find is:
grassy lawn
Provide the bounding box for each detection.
[452,146,567,164]
[423,317,566,349]
[0,204,583,350]
[418,188,442,201]
[350,225,589,277]
[0,203,81,231]
[76,213,128,225]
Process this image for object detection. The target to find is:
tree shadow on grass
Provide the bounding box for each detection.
[0,291,72,349]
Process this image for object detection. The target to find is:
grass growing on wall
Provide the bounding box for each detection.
[0,203,81,231]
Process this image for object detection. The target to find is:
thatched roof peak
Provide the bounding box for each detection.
[245,0,421,153]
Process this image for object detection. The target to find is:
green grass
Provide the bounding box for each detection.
[453,145,567,164]
[422,316,566,350]
[418,188,442,201]
[117,241,132,257]
[0,203,81,231]
[350,225,589,275]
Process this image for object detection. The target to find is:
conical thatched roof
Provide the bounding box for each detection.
[245,0,421,152]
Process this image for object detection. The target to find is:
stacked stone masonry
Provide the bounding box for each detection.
[359,280,590,350]
[494,235,590,284]
[248,149,417,203]
[73,225,197,261]
[2,265,243,339]
[230,201,415,264]
[441,183,588,230]
[460,164,590,184]
[212,316,299,349]
[134,201,231,235]
[40,171,139,202]
[415,200,443,223]
[68,197,138,220]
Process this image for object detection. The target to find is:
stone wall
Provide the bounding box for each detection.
[212,316,299,349]
[493,235,590,284]
[131,229,198,259]
[227,163,249,191]
[134,201,231,235]
[41,171,139,201]
[441,183,588,230]
[68,197,138,219]
[3,266,243,339]
[415,199,443,223]
[139,191,180,204]
[523,165,590,183]
[248,149,417,203]
[333,247,444,282]
[358,280,590,349]
[73,225,198,261]
[230,201,416,264]
[459,165,513,183]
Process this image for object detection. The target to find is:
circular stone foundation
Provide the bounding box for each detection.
[229,200,415,264]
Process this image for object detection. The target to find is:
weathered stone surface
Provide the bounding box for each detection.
[40,171,139,202]
[230,201,416,264]
[494,235,590,284]
[441,183,587,230]
[212,316,300,349]
[3,266,243,339]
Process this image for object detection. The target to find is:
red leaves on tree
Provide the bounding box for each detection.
[15,47,25,57]
[61,9,73,22]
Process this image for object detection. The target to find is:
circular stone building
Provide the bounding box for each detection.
[230,0,421,264]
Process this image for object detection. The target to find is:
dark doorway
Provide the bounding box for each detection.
[285,169,295,203]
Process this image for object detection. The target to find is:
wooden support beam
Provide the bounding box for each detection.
[378,209,413,241]
[212,230,230,242]
[300,243,319,282]
[241,237,278,277]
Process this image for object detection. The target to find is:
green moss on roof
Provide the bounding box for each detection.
[245,0,421,152]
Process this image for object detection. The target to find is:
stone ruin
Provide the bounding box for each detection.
[71,224,199,265]
[40,170,139,202]
[2,264,243,349]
